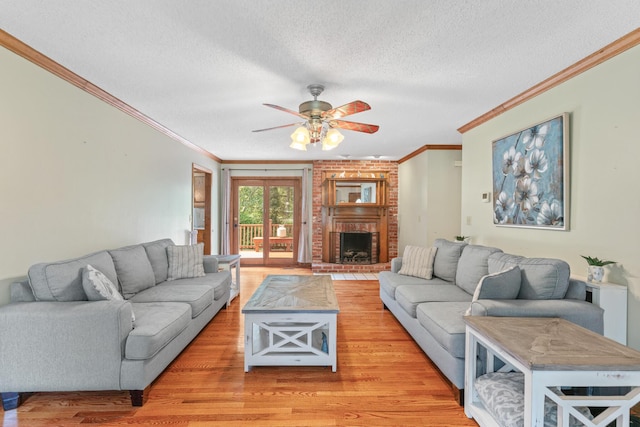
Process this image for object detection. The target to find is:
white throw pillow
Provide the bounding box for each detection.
[166,243,206,281]
[398,245,438,280]
[82,264,135,323]
[82,264,124,301]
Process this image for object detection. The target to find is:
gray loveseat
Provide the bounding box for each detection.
[0,238,231,409]
[379,239,604,403]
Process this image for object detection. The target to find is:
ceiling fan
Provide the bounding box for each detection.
[252,84,379,151]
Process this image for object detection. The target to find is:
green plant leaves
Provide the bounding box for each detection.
[581,255,616,266]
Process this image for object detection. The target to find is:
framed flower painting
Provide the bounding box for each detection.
[492,113,569,230]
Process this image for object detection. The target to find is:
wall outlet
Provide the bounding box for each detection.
[481,192,491,203]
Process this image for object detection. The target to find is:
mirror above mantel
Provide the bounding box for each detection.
[322,171,388,207]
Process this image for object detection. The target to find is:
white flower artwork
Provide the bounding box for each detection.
[492,113,569,230]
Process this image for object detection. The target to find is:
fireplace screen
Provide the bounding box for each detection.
[334,232,379,264]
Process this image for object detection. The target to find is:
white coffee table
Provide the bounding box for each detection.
[242,275,339,372]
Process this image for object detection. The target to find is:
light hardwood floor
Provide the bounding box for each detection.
[1,267,477,426]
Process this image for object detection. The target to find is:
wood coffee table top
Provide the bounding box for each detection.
[242,275,339,313]
[464,316,640,371]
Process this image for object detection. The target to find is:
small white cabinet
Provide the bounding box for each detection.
[576,277,628,345]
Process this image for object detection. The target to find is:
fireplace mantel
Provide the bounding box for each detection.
[321,171,389,263]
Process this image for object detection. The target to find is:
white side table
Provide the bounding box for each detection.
[574,276,627,345]
[464,317,640,427]
[213,254,241,305]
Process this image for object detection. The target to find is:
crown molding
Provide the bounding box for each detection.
[0,29,222,163]
[458,28,640,134]
[398,144,462,164]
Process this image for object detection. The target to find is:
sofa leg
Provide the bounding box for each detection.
[382,303,388,310]
[129,389,146,406]
[2,392,22,410]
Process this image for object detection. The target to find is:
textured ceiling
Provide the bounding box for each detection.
[1,1,639,161]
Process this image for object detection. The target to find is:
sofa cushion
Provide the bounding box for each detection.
[397,246,437,279]
[125,302,191,360]
[167,243,206,281]
[143,239,174,284]
[488,253,569,299]
[28,250,117,301]
[416,301,470,358]
[379,271,450,300]
[455,245,503,294]
[433,239,467,282]
[130,284,213,318]
[160,272,231,301]
[396,284,471,318]
[109,245,156,299]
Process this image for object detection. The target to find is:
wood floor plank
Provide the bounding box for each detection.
[1,267,478,426]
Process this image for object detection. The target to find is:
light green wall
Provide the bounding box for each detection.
[0,47,221,305]
[460,45,640,349]
[398,149,462,251]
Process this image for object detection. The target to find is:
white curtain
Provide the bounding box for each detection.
[297,168,311,263]
[221,168,231,255]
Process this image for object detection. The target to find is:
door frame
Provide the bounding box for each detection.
[192,164,212,254]
[230,176,301,266]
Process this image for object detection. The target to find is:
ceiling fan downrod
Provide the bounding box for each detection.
[300,84,331,117]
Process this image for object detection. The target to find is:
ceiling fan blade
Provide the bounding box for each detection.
[263,103,308,119]
[330,120,379,134]
[324,100,371,119]
[252,122,301,132]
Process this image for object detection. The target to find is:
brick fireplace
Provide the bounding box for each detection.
[311,160,398,273]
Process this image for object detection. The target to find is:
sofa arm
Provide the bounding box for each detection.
[202,255,220,273]
[391,257,403,273]
[469,299,604,335]
[0,300,133,392]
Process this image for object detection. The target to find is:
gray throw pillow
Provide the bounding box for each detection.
[109,245,156,299]
[166,243,206,281]
[465,266,521,316]
[472,266,521,300]
[398,245,438,279]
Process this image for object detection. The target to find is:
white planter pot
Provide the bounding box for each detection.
[587,265,605,283]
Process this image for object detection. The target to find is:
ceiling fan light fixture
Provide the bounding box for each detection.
[322,128,344,150]
[290,126,310,150]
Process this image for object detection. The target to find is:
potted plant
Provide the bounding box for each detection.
[455,236,469,242]
[581,255,616,283]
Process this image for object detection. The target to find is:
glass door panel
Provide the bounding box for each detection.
[232,178,300,266]
[267,185,295,263]
[237,184,264,264]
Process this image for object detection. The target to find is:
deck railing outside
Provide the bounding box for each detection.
[239,223,293,249]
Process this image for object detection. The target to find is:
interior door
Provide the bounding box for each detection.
[192,165,212,254]
[231,177,300,266]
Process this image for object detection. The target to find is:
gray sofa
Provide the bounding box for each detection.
[0,238,231,409]
[379,239,604,402]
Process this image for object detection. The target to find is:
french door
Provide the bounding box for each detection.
[231,177,301,266]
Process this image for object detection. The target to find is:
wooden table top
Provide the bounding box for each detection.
[464,316,640,371]
[242,275,339,313]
